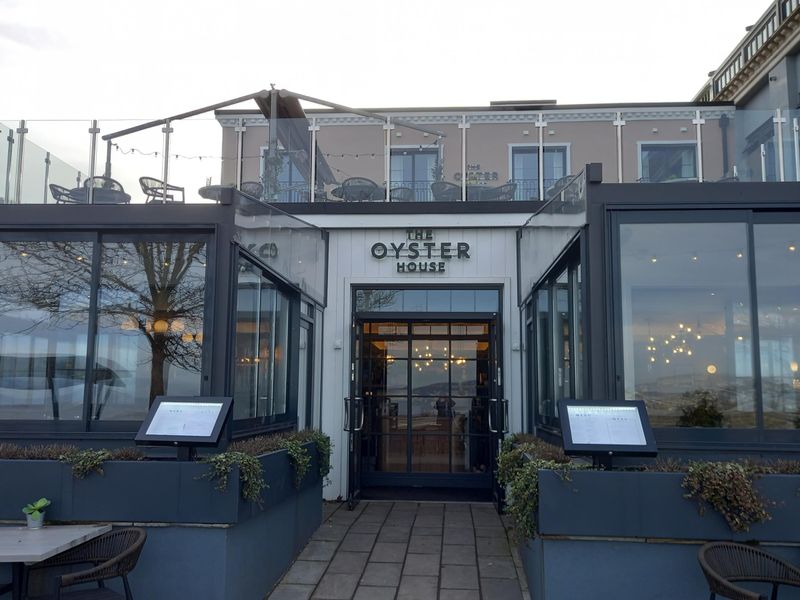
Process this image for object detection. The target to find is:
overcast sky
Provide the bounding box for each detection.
[0,0,763,118]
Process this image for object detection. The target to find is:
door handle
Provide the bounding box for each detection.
[501,398,509,434]
[355,397,365,432]
[488,398,498,433]
[343,397,351,432]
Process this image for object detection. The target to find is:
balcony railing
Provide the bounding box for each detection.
[3,98,800,207]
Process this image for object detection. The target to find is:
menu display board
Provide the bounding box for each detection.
[558,400,657,457]
[136,396,232,446]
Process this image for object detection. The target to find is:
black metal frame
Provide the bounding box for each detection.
[350,284,504,492]
[0,227,216,437]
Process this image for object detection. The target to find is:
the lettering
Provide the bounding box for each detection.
[457,242,470,259]
[390,242,405,259]
[440,242,452,259]
[408,242,419,259]
[423,242,435,259]
[371,242,387,259]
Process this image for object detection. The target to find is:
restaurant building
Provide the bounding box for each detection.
[1,0,799,507]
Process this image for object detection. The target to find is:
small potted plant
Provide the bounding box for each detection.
[22,498,51,529]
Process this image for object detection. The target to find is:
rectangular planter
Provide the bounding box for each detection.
[0,441,324,600]
[521,468,800,600]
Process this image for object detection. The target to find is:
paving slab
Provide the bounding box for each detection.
[370,541,408,563]
[440,564,480,590]
[327,551,369,574]
[283,560,329,585]
[312,573,360,600]
[403,552,440,577]
[360,561,402,587]
[269,583,315,600]
[353,586,397,600]
[397,575,438,600]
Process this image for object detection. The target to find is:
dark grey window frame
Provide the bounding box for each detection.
[0,229,216,436]
[609,208,800,446]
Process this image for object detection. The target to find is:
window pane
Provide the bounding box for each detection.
[94,241,207,421]
[553,270,571,402]
[0,240,93,421]
[536,289,553,422]
[754,224,800,429]
[619,222,754,428]
[234,257,290,420]
[640,144,697,182]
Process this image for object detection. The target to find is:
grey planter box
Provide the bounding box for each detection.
[520,468,800,600]
[0,441,325,600]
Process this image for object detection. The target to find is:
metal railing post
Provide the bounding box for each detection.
[4,126,14,204]
[793,117,800,181]
[613,112,625,183]
[43,152,51,203]
[459,115,468,202]
[309,118,319,203]
[14,120,27,204]
[235,117,246,189]
[384,117,393,202]
[775,108,787,182]
[694,110,705,182]
[161,119,173,202]
[88,120,99,204]
[536,113,547,196]
[761,144,768,182]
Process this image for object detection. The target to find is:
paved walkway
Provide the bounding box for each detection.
[268,501,530,600]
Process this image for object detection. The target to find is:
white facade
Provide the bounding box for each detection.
[303,213,534,500]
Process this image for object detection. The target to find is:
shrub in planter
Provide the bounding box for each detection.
[496,434,580,541]
[682,461,771,532]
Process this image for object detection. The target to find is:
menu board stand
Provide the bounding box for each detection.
[135,396,233,460]
[557,400,657,470]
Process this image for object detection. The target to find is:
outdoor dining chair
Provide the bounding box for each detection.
[83,177,131,204]
[49,184,86,205]
[25,527,147,600]
[430,181,461,201]
[698,541,800,600]
[340,177,381,202]
[139,176,185,204]
[240,181,264,199]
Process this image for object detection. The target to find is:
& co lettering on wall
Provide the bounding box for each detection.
[370,229,470,273]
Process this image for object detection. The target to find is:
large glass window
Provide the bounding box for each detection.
[0,235,210,426]
[0,240,93,421]
[619,221,755,428]
[234,257,291,422]
[639,143,697,182]
[511,146,568,200]
[93,240,207,421]
[530,251,582,429]
[754,224,800,429]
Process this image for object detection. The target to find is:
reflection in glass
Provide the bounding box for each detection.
[554,269,571,404]
[619,222,754,428]
[234,257,290,421]
[536,289,553,422]
[754,224,800,429]
[0,241,93,420]
[94,241,207,420]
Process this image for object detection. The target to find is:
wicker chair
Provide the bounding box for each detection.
[340,177,381,202]
[83,177,131,204]
[240,181,264,199]
[482,182,517,202]
[430,181,461,201]
[26,527,147,600]
[698,541,800,600]
[389,186,414,202]
[49,184,86,205]
[139,176,185,204]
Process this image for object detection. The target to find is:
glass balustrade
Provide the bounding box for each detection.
[4,105,800,206]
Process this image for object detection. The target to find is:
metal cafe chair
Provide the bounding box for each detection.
[698,541,800,600]
[139,176,185,204]
[49,184,86,205]
[389,186,414,202]
[340,177,381,202]
[83,177,131,204]
[430,181,461,201]
[25,528,147,600]
[480,182,517,202]
[240,181,264,199]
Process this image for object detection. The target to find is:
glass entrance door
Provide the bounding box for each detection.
[358,320,494,489]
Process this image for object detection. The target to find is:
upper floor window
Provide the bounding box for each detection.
[639,143,697,182]
[390,148,439,202]
[511,146,568,201]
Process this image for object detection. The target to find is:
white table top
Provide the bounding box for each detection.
[0,524,112,563]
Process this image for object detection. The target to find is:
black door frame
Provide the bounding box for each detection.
[351,312,503,492]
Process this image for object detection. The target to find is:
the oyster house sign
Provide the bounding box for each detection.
[370,229,470,273]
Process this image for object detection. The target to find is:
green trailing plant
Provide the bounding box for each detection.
[682,461,771,532]
[283,438,311,489]
[60,449,112,479]
[677,390,725,428]
[201,451,267,505]
[22,497,51,520]
[307,430,333,481]
[496,434,578,542]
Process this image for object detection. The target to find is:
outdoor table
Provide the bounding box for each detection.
[0,524,111,600]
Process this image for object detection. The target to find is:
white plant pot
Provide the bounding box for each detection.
[25,512,44,529]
